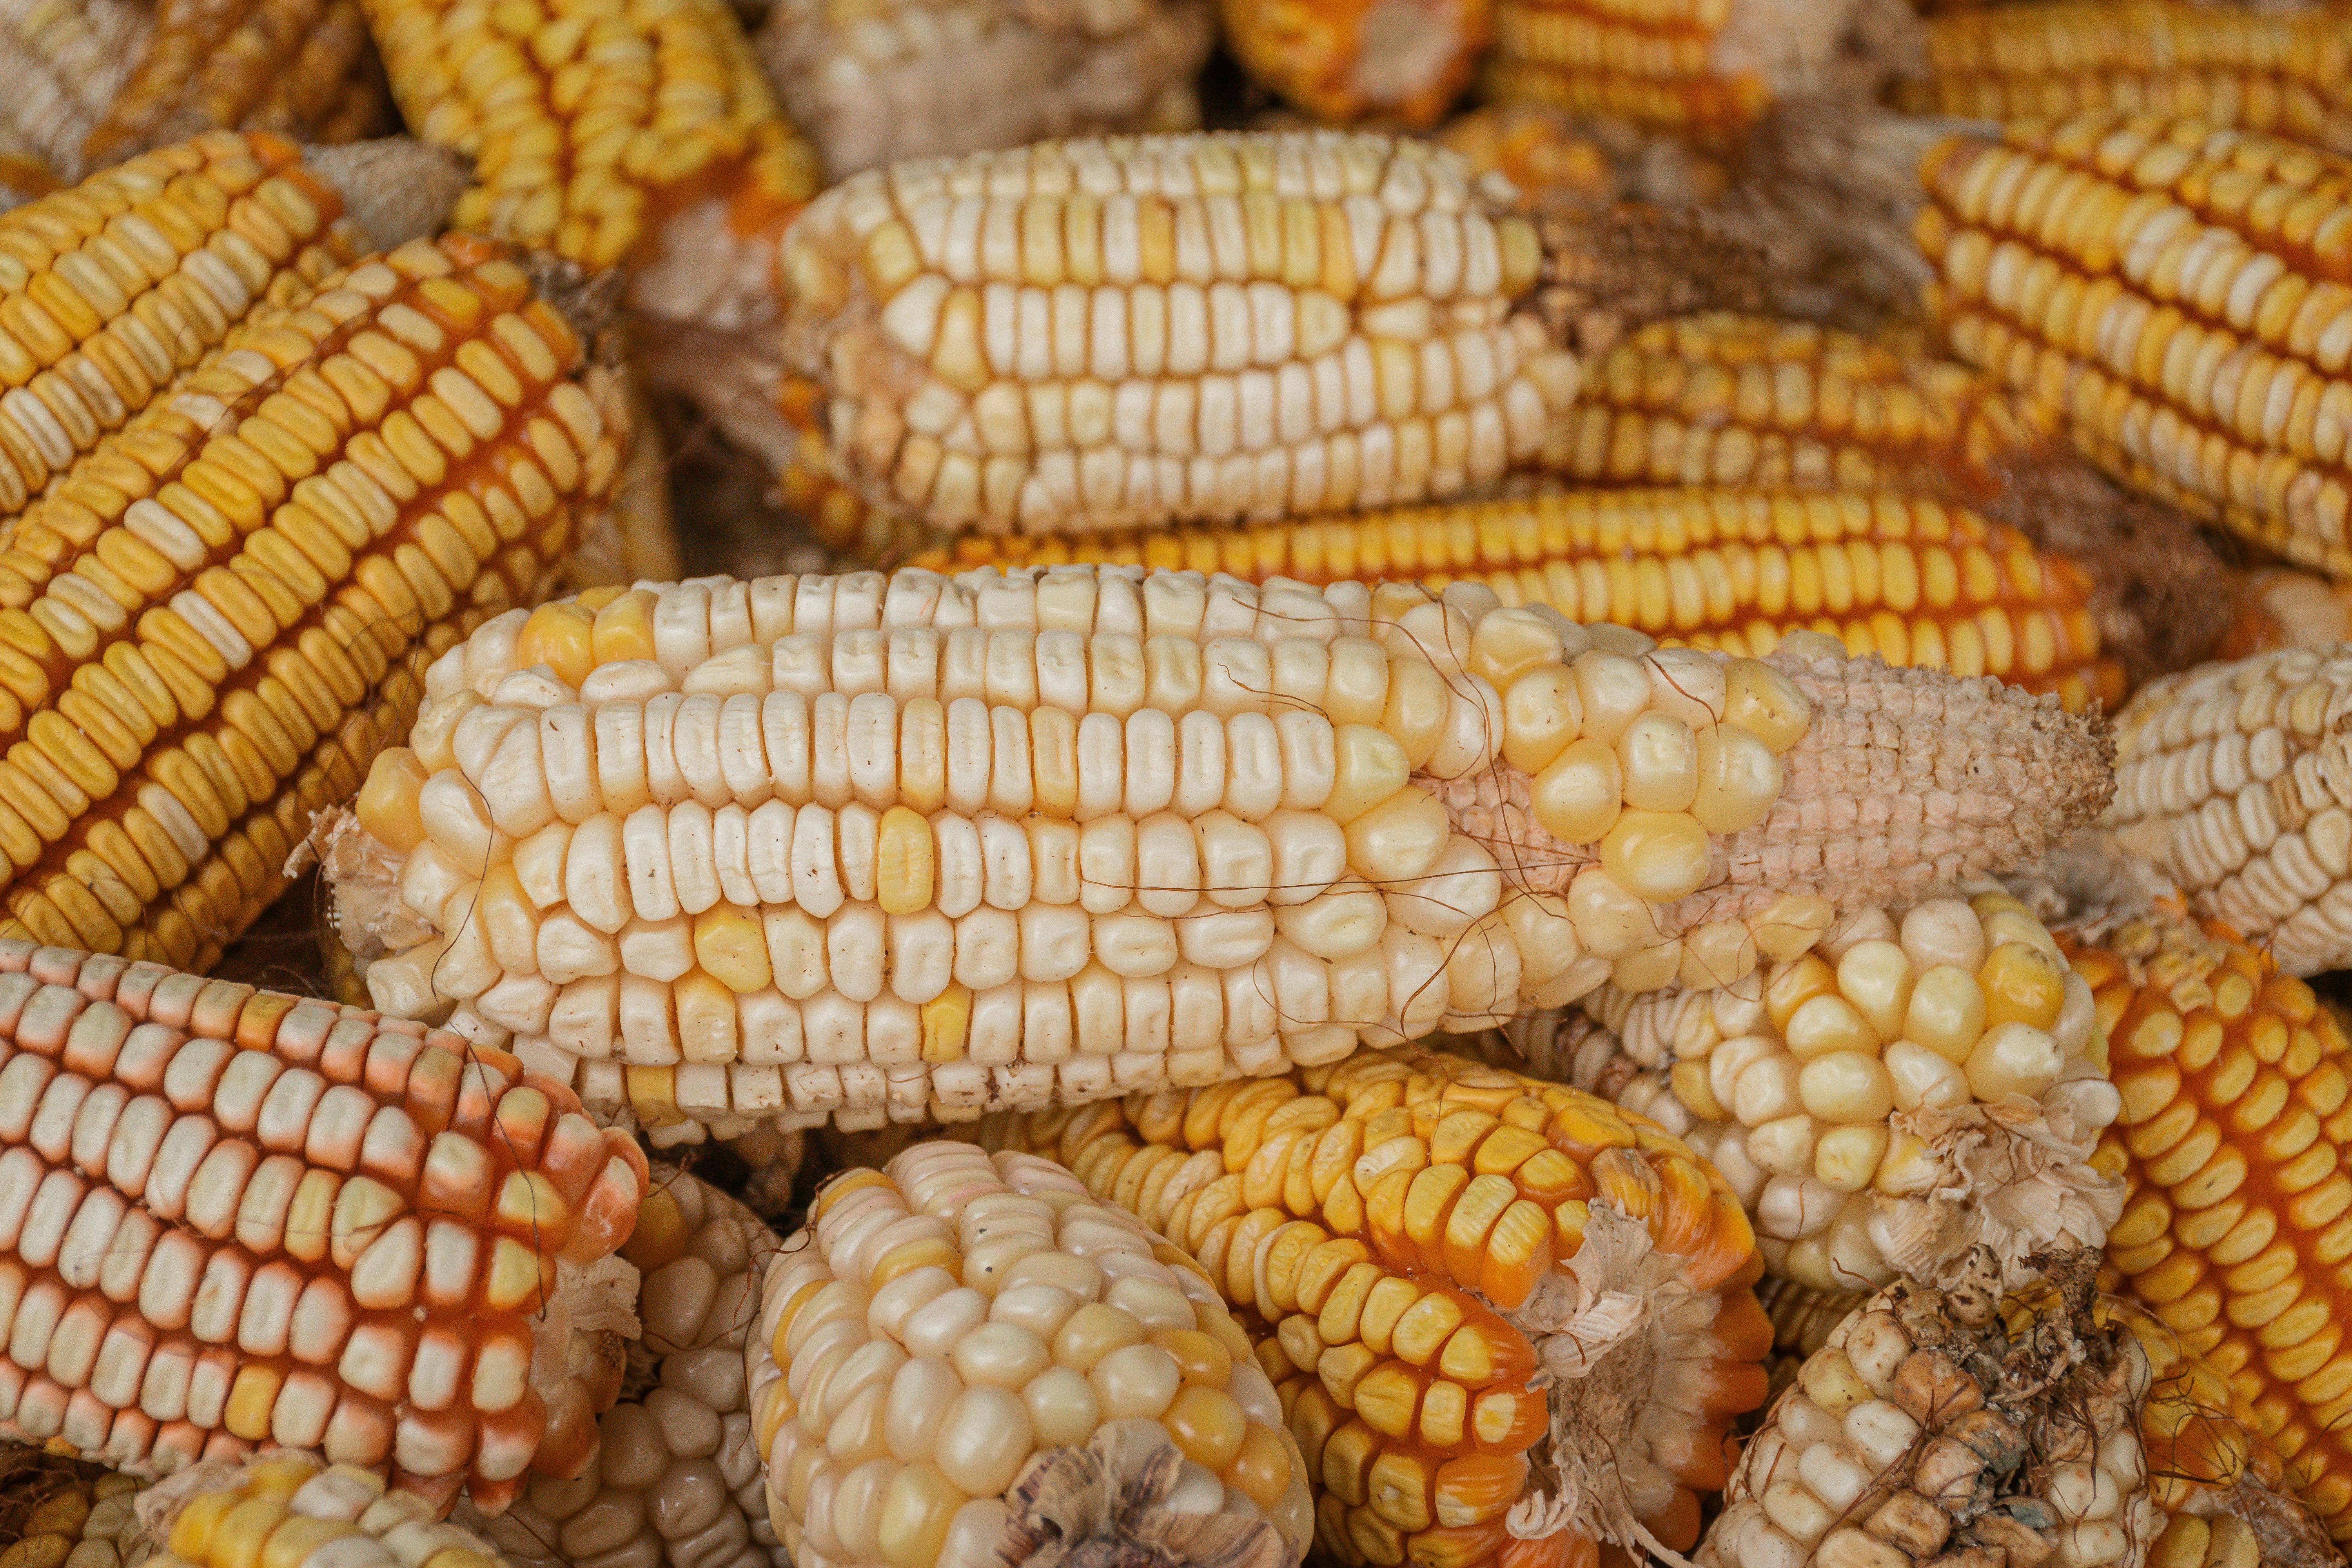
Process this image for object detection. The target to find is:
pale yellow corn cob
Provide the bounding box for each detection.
[757,0,1209,181]
[1699,1255,2156,1568]
[1904,4,2352,158]
[978,1046,1773,1568]
[0,940,653,1511]
[0,1458,149,1568]
[136,1453,524,1568]
[1577,890,2124,1294]
[318,565,2114,1134]
[1916,110,2352,581]
[2218,567,2352,659]
[0,0,147,186]
[747,1145,1316,1568]
[776,131,1584,537]
[2102,645,2352,976]
[465,1169,786,1568]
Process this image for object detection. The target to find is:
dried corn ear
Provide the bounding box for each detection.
[1216,0,1485,127]
[359,0,820,276]
[777,131,1585,536]
[465,1169,785,1568]
[0,0,148,186]
[318,564,2114,1134]
[0,940,655,1508]
[1916,110,2352,581]
[1433,103,1681,211]
[915,485,2141,712]
[1481,0,1908,138]
[134,1453,528,1568]
[747,1143,1316,1568]
[1754,1274,1865,1361]
[978,1045,1772,1568]
[0,229,625,971]
[1903,4,2352,159]
[2103,644,2352,975]
[758,0,1208,182]
[0,1455,151,1568]
[2218,568,2352,659]
[1701,1253,2155,1568]
[1579,890,2124,1293]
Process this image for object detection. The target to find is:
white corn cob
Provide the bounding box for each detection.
[464,1169,786,1568]
[132,1452,523,1568]
[746,1142,1314,1568]
[1702,1252,2157,1568]
[2103,644,2352,976]
[1576,892,2125,1295]
[317,566,2115,1135]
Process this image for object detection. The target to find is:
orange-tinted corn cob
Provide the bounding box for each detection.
[0,940,653,1508]
[1433,104,1655,211]
[1903,4,2352,159]
[1217,0,1487,127]
[757,0,1209,182]
[915,486,2132,711]
[2063,897,2352,1539]
[0,226,626,971]
[359,0,820,274]
[980,1046,1773,1568]
[2218,567,2352,659]
[1917,110,2352,580]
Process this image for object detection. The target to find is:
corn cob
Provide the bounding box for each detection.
[318,563,2114,1134]
[1902,4,2352,158]
[2218,568,2352,659]
[0,223,624,970]
[0,1456,149,1568]
[1214,0,1486,127]
[1432,104,1674,211]
[1574,889,2125,1294]
[776,131,1602,538]
[134,1453,536,1568]
[1914,109,2352,581]
[1700,1252,2156,1568]
[747,1143,1318,1568]
[1479,0,1907,139]
[0,939,655,1509]
[464,1168,785,1568]
[756,0,1209,183]
[0,0,148,187]
[2100,645,2352,976]
[358,0,820,275]
[977,1045,1773,1568]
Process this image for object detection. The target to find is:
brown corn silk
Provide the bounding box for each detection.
[979,1046,1773,1568]
[1916,109,2352,581]
[0,942,653,1510]
[0,214,625,971]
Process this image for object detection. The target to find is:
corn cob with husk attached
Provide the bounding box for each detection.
[132,1452,534,1568]
[1213,0,1487,127]
[0,940,655,1511]
[1914,109,2352,583]
[748,1143,1317,1568]
[0,207,626,971]
[775,129,1789,539]
[464,1168,785,1568]
[976,1045,1773,1568]
[2002,837,2352,1542]
[755,0,1209,183]
[315,563,2115,1135]
[1563,889,2126,1295]
[1699,1251,2156,1568]
[1901,4,2352,158]
[2101,644,2352,976]
[2218,569,2352,659]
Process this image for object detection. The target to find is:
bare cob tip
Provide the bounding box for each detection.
[301,138,473,250]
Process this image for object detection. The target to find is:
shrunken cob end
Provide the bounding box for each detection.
[317,565,2113,1134]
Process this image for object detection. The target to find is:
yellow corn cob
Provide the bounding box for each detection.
[1575,889,2125,1294]
[1700,1254,2157,1568]
[748,1145,1317,1568]
[1903,4,2352,159]
[2102,645,2352,976]
[977,1046,1773,1568]
[466,1168,786,1568]
[359,0,820,274]
[2219,567,2352,659]
[1480,0,1898,138]
[318,565,2114,1134]
[776,131,1588,537]
[1216,0,1487,127]
[1434,103,1678,211]
[137,1454,534,1568]
[0,1457,147,1568]
[1916,109,2352,581]
[0,0,149,186]
[2051,883,2352,1539]
[0,940,654,1509]
[0,225,625,971]
[756,0,1209,182]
